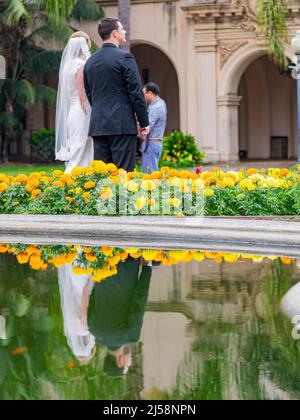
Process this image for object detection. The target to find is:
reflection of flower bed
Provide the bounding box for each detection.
[0,162,299,216]
[0,244,293,283]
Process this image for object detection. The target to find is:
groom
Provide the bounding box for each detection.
[84,18,149,171]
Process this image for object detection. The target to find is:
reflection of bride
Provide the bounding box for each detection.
[58,264,96,361]
[280,261,300,333]
[55,31,94,173]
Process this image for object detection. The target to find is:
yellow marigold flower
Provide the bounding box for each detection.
[83,247,92,253]
[141,180,157,191]
[124,248,139,254]
[93,161,108,175]
[13,201,19,206]
[223,253,239,263]
[26,246,41,255]
[0,174,8,183]
[204,176,217,186]
[15,174,28,184]
[53,180,64,188]
[17,253,30,264]
[66,196,72,202]
[53,170,64,178]
[31,189,41,200]
[85,253,97,262]
[168,177,182,188]
[168,250,189,261]
[0,182,8,194]
[150,171,162,180]
[169,169,178,177]
[75,187,82,195]
[126,180,139,193]
[239,179,255,191]
[72,266,93,275]
[0,244,9,253]
[25,179,40,192]
[135,197,147,211]
[179,170,191,179]
[297,164,300,172]
[192,251,205,262]
[279,168,290,178]
[204,188,214,197]
[221,177,235,188]
[170,197,181,207]
[161,166,169,173]
[29,254,44,270]
[102,246,114,256]
[280,257,292,265]
[82,192,90,203]
[99,187,113,201]
[71,167,85,177]
[142,250,158,261]
[108,255,121,266]
[84,181,96,190]
[28,173,42,181]
[247,168,259,176]
[106,163,118,173]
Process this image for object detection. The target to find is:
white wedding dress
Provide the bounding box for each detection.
[58,264,95,358]
[55,38,94,173]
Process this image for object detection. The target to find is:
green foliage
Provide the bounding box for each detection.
[30,129,56,163]
[257,0,289,69]
[161,131,205,168]
[0,0,104,160]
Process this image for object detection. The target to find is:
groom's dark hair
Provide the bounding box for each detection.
[98,18,120,41]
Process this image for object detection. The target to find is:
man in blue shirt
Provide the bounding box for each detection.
[141,83,167,173]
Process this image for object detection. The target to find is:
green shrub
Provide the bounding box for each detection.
[161,131,205,168]
[30,129,55,163]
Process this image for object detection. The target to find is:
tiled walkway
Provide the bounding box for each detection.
[201,160,297,172]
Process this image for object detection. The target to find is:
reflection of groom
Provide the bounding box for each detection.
[88,258,152,377]
[84,18,149,171]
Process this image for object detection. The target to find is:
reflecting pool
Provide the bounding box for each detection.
[0,244,300,400]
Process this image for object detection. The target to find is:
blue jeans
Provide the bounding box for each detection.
[142,142,163,174]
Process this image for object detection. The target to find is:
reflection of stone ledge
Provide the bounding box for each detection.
[0,215,300,257]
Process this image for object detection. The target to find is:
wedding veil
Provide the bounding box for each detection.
[55,37,91,161]
[58,264,95,358]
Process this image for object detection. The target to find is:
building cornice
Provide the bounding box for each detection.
[99,0,179,6]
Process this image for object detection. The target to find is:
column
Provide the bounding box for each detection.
[217,95,242,162]
[194,23,220,162]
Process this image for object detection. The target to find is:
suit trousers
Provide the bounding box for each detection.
[93,135,137,172]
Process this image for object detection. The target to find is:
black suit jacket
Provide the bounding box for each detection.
[83,44,149,137]
[88,259,152,350]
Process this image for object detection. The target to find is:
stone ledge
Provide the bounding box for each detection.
[0,215,300,257]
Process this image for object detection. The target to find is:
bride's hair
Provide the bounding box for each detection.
[70,31,92,49]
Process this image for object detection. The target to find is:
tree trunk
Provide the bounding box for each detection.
[118,0,131,51]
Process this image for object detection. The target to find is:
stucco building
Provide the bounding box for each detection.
[25,1,300,162]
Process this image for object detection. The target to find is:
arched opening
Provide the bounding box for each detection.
[238,55,297,160]
[131,43,180,134]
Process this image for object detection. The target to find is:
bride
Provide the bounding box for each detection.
[55,32,94,173]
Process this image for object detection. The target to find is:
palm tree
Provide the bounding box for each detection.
[257,0,289,69]
[118,0,130,51]
[0,0,103,162]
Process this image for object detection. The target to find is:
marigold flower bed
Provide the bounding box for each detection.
[0,162,299,216]
[0,243,293,283]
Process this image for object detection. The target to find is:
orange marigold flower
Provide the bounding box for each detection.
[11,347,28,356]
[31,189,41,200]
[84,181,96,190]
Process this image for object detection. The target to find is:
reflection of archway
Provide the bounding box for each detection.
[218,44,296,161]
[131,43,180,134]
